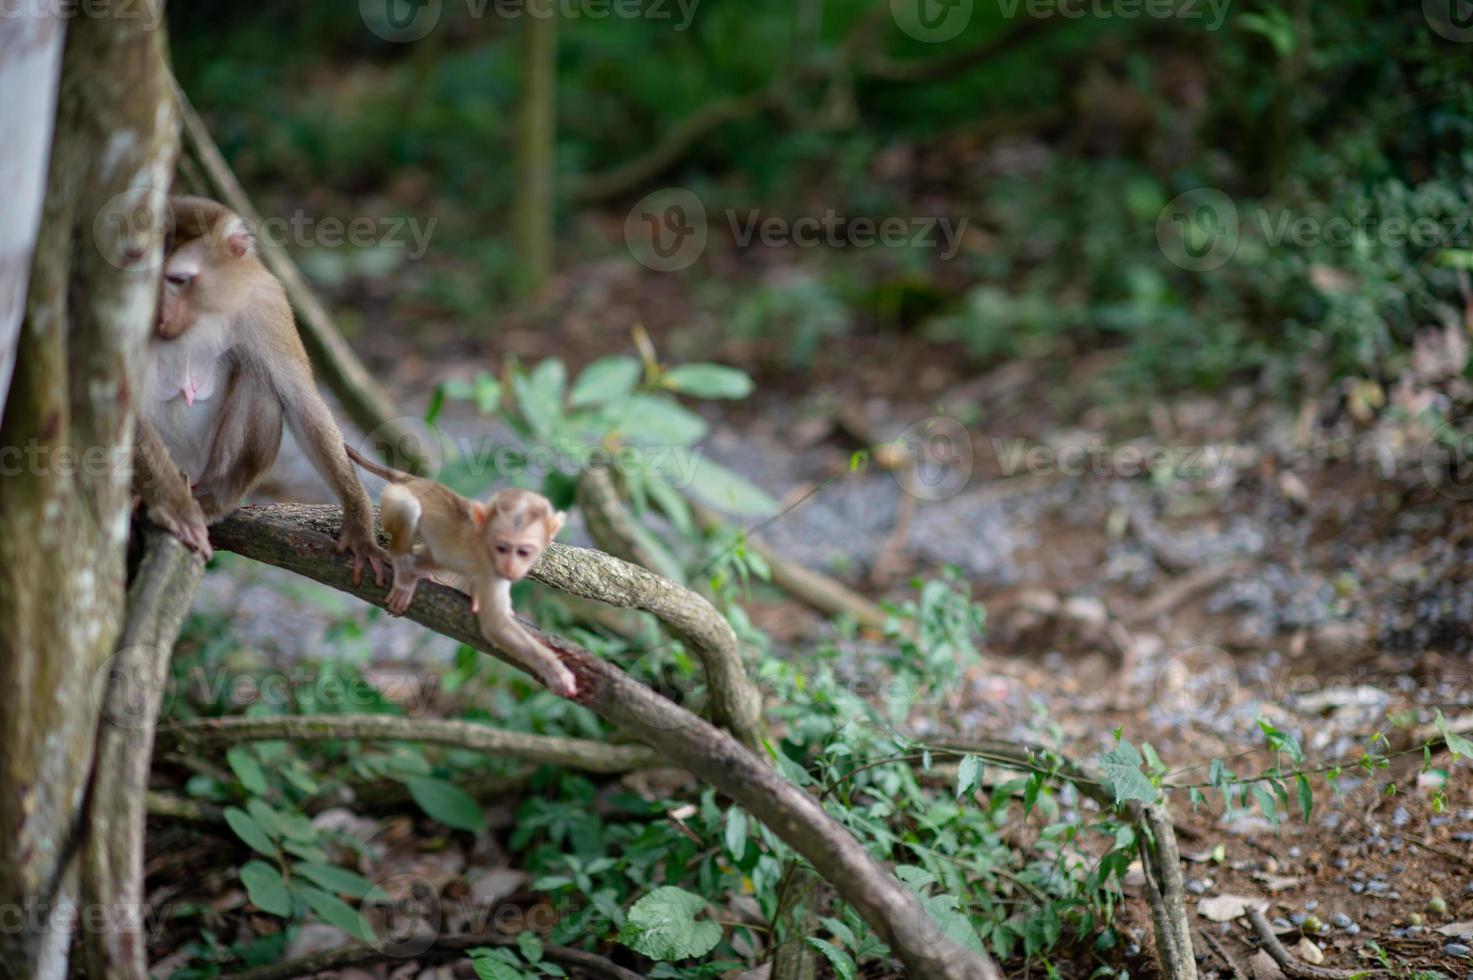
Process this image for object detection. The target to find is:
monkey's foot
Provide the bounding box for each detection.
[146,502,214,560]
[385,555,424,615]
[338,528,389,587]
[539,662,578,699]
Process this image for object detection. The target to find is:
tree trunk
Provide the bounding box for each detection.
[0,9,64,428]
[0,3,177,976]
[512,0,557,296]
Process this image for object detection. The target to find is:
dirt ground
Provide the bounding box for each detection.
[155,228,1473,979]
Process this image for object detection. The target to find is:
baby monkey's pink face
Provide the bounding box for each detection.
[478,489,567,582]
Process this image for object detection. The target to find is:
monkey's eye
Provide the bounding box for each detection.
[517,547,533,559]
[495,543,510,554]
[165,272,194,289]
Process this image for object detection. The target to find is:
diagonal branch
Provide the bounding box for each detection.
[210,504,1001,980]
[224,503,765,751]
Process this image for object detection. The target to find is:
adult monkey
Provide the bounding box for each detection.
[134,195,386,583]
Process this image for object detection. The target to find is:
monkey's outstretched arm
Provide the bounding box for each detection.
[476,579,578,698]
[257,301,388,586]
[134,417,213,558]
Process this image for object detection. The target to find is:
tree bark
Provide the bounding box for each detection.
[210,505,1002,980]
[0,3,177,977]
[0,11,63,427]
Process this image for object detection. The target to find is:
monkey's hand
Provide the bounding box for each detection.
[337,520,389,587]
[145,493,214,560]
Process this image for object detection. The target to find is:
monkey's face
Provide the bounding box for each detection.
[155,244,205,340]
[488,533,544,582]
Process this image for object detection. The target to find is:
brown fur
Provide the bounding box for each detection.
[134,196,386,582]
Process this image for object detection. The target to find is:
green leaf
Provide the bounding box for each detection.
[293,862,375,898]
[1097,742,1157,805]
[469,955,533,980]
[570,356,642,407]
[1437,711,1473,759]
[607,394,707,446]
[245,798,282,838]
[662,364,754,400]
[684,456,779,516]
[298,885,376,944]
[513,359,567,440]
[239,860,291,917]
[516,931,543,963]
[223,807,278,858]
[281,840,329,864]
[406,776,487,833]
[806,938,856,980]
[617,886,722,961]
[724,809,748,860]
[956,755,983,799]
[227,748,269,795]
[1296,774,1314,821]
[642,473,694,537]
[473,371,504,415]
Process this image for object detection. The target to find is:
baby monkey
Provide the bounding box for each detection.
[344,446,576,698]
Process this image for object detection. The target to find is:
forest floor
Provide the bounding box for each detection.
[163,238,1473,980]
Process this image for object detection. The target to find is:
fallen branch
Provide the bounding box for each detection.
[211,505,1001,980]
[159,713,660,774]
[222,933,645,980]
[689,499,893,633]
[83,529,206,978]
[1198,927,1250,980]
[1246,908,1379,980]
[565,88,780,203]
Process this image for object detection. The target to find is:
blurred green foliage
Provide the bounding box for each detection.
[169,0,1472,388]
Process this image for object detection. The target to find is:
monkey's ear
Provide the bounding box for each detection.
[547,510,566,538]
[471,501,488,528]
[222,216,255,259]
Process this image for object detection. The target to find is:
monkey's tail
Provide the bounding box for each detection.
[344,444,410,483]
